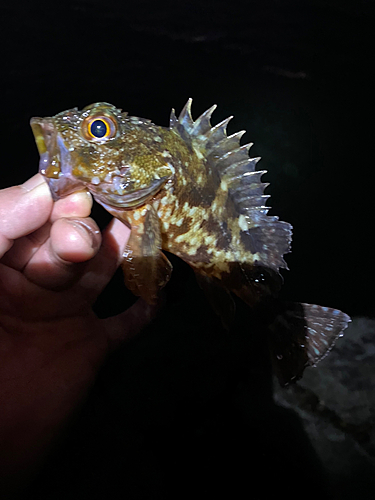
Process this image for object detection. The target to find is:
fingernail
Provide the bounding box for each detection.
[21,174,46,192]
[26,181,51,200]
[69,190,92,203]
[65,219,101,251]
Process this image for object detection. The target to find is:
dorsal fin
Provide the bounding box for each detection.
[170,99,292,272]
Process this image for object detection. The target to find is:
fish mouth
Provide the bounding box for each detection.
[31,117,85,200]
[31,118,59,177]
[30,118,50,156]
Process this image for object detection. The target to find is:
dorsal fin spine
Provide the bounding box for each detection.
[177,98,193,129]
[191,104,217,135]
[169,108,177,128]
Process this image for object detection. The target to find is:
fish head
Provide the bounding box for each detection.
[31,102,174,208]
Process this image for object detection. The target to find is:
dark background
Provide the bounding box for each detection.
[0,1,373,498]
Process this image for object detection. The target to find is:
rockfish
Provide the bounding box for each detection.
[31,100,350,384]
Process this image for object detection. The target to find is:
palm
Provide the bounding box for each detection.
[0,176,156,491]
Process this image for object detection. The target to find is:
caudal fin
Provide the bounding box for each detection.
[268,302,351,386]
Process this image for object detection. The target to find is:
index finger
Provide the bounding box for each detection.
[0,175,52,258]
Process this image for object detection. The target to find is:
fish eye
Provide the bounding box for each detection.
[90,119,109,138]
[82,115,117,142]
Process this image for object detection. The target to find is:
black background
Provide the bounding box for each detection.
[0,1,373,498]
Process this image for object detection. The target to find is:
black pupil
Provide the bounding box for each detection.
[90,120,107,138]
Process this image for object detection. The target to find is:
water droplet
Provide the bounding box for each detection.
[254,272,265,284]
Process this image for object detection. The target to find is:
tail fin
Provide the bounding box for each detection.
[268,302,351,386]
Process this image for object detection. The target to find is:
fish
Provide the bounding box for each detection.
[30,100,351,385]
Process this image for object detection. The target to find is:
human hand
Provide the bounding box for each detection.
[0,174,157,494]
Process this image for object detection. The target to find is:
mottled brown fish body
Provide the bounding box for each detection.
[31,99,351,385]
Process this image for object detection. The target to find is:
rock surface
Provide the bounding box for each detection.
[274,318,375,499]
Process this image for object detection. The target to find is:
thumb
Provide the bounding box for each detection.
[0,176,52,258]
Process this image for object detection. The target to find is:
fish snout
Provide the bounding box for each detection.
[30,117,85,200]
[31,117,61,178]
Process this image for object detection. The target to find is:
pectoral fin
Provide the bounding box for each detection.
[105,204,172,304]
[123,206,172,303]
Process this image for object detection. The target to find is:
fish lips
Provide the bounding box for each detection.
[30,117,85,200]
